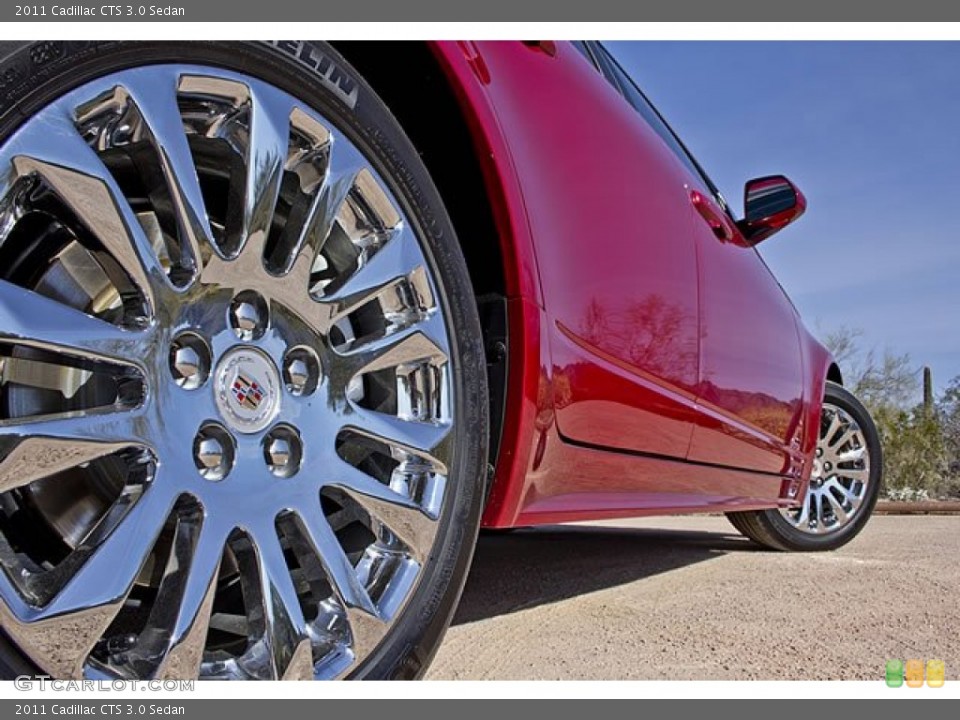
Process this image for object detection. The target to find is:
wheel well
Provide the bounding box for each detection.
[827,363,843,386]
[333,42,508,475]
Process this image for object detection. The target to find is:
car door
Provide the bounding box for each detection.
[592,44,807,478]
[474,41,702,459]
[688,190,807,476]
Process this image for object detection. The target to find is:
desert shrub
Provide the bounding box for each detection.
[823,327,960,499]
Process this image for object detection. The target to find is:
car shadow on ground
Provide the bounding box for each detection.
[451,524,755,626]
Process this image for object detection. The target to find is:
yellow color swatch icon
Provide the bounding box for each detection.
[926,659,945,688]
[905,659,924,687]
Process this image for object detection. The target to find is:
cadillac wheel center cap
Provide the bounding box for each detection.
[214,347,281,434]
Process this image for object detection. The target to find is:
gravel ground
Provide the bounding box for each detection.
[426,515,959,680]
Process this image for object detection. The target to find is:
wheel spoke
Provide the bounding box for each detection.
[145,517,227,680]
[344,406,451,470]
[337,312,448,378]
[3,107,165,308]
[286,130,364,281]
[318,225,423,330]
[41,486,172,616]
[238,83,290,259]
[292,509,382,632]
[824,490,850,525]
[124,73,214,280]
[0,485,174,678]
[836,468,869,483]
[0,408,149,493]
[814,494,829,532]
[826,478,863,509]
[327,457,438,564]
[829,425,858,452]
[293,506,389,662]
[268,134,364,329]
[249,526,313,680]
[0,278,149,364]
[834,446,866,463]
[821,409,842,446]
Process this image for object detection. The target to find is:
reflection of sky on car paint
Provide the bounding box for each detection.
[610,41,960,394]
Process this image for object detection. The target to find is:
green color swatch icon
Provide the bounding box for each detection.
[886,659,905,688]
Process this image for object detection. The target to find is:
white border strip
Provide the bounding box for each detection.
[2,22,960,40]
[0,680,956,699]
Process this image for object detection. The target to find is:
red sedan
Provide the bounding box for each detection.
[0,40,881,680]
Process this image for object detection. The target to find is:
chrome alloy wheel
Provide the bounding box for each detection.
[0,66,455,680]
[779,402,871,535]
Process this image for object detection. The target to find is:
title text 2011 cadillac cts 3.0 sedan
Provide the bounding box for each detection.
[0,41,881,680]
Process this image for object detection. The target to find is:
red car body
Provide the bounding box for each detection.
[422,41,835,528]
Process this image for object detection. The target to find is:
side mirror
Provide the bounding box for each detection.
[736,175,806,245]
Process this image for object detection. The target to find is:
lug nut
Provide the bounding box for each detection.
[196,437,224,468]
[287,359,310,391]
[193,424,235,481]
[263,425,303,478]
[173,345,201,380]
[283,347,320,396]
[230,291,268,341]
[233,302,259,332]
[169,333,211,390]
[266,437,292,467]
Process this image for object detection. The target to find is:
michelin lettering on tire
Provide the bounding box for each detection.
[268,40,360,109]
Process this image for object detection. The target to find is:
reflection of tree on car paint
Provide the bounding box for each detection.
[580,294,698,382]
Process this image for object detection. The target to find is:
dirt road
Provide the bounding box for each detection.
[427,515,958,680]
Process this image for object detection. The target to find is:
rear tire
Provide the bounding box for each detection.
[727,381,882,552]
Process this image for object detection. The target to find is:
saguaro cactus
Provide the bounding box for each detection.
[923,366,934,415]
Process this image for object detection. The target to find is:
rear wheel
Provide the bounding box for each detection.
[0,41,488,680]
[727,381,881,552]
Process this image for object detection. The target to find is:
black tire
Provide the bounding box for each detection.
[0,41,488,680]
[727,381,882,552]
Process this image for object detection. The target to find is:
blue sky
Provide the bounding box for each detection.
[609,42,960,396]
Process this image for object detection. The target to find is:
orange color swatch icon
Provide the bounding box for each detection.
[905,659,925,688]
